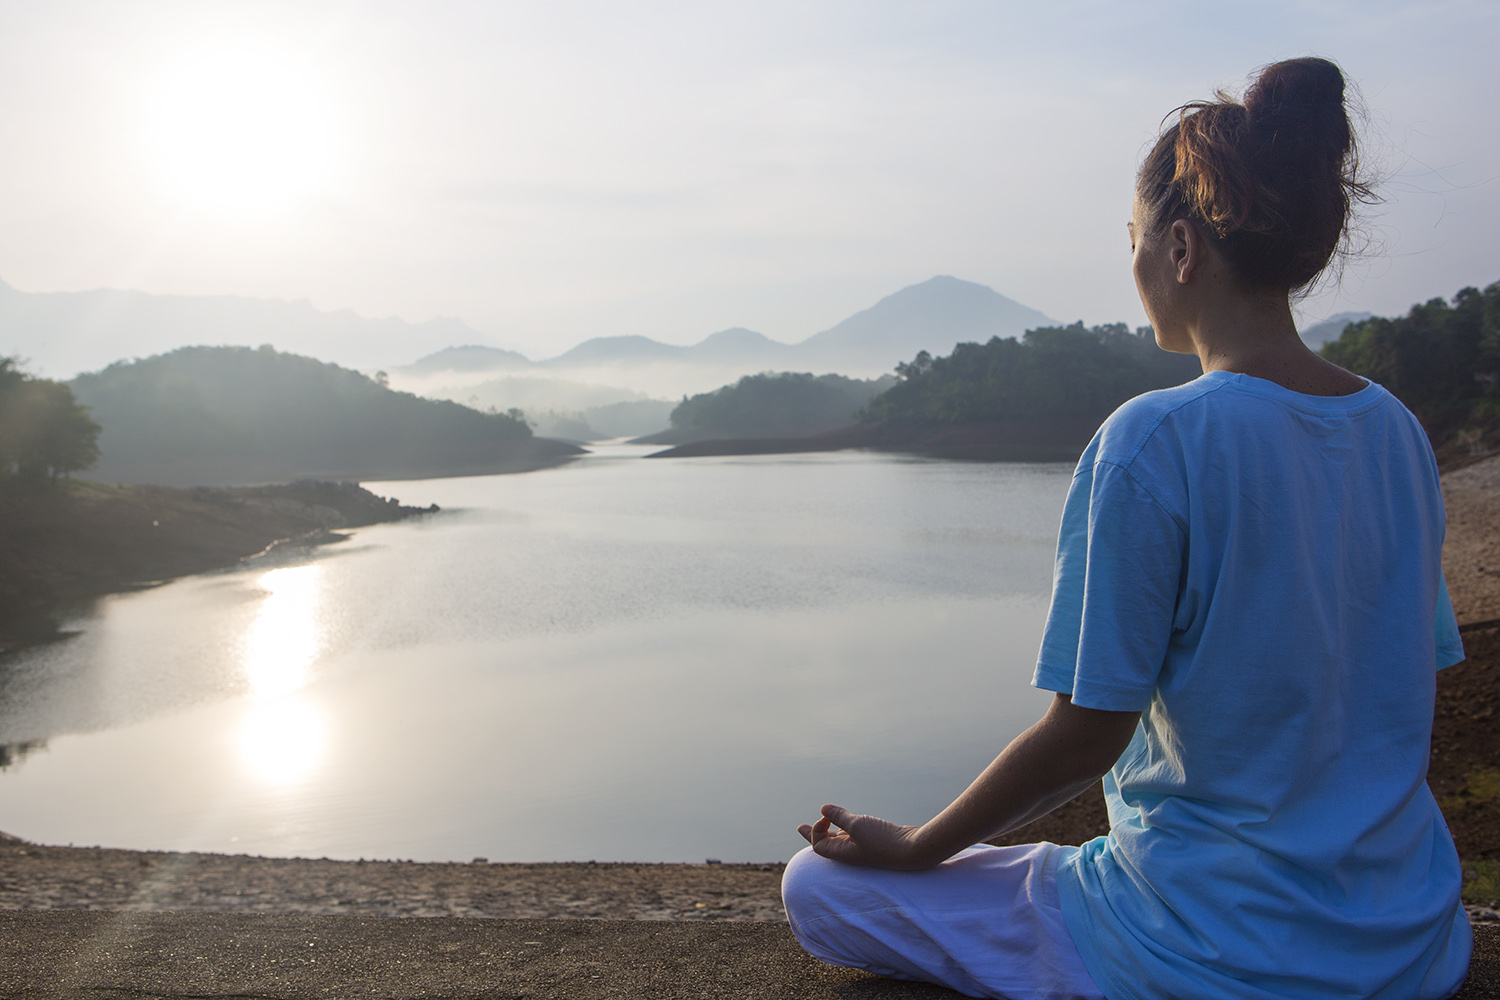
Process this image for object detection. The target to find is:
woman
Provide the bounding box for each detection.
[781,58,1472,1000]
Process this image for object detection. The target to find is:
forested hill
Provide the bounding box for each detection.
[69,346,582,486]
[1321,280,1499,466]
[642,372,896,445]
[863,323,1202,426]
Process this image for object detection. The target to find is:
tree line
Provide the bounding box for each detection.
[670,371,896,438]
[862,282,1500,466]
[0,358,100,483]
[1320,281,1500,457]
[69,345,544,486]
[862,323,1202,425]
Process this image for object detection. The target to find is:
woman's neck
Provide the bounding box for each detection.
[1187,291,1365,397]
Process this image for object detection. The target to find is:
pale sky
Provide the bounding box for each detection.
[0,0,1495,358]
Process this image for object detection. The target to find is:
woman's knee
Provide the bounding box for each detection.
[781,846,827,925]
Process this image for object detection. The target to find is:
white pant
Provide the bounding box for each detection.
[782,842,1104,1000]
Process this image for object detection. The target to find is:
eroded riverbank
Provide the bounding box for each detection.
[0,479,435,654]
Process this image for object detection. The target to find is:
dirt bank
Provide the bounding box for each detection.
[0,479,436,654]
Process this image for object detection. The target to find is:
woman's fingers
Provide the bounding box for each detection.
[797,804,860,850]
[820,804,854,829]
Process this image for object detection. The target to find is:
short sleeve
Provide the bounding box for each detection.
[1032,459,1185,712]
[1435,574,1465,670]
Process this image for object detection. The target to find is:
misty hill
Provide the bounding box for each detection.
[796,276,1054,369]
[543,335,691,367]
[1300,311,1375,349]
[641,372,897,445]
[0,278,510,380]
[400,344,535,375]
[69,346,581,486]
[411,375,674,441]
[690,327,796,366]
[539,327,796,369]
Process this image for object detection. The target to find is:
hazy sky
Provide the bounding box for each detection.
[0,0,1495,357]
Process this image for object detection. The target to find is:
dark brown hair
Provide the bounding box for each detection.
[1136,57,1374,293]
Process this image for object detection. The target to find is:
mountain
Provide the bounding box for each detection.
[0,278,506,380]
[400,344,534,375]
[795,276,1055,370]
[686,327,796,367]
[542,335,689,367]
[404,276,1054,381]
[1300,311,1374,349]
[69,345,580,486]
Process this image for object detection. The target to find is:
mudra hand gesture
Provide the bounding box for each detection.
[798,804,931,871]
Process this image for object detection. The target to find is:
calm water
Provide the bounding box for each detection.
[0,446,1072,863]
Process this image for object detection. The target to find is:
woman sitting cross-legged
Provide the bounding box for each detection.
[782,57,1471,1000]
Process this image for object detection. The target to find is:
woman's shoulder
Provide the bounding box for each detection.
[1090,375,1230,469]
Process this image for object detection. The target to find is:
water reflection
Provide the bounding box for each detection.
[0,451,1075,860]
[237,697,325,785]
[237,566,326,785]
[241,566,321,698]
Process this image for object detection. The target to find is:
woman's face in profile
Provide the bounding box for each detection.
[1129,198,1169,351]
[1129,196,1194,356]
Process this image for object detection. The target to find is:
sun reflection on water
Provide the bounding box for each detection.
[238,697,326,785]
[237,566,326,784]
[242,566,321,698]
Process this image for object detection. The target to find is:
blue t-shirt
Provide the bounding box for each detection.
[1033,371,1471,1000]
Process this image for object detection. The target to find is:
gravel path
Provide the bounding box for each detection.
[1444,454,1500,625]
[0,836,786,921]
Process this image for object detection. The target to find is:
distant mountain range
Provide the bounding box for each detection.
[0,279,506,381]
[403,276,1055,381]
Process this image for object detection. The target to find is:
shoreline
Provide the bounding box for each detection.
[1,455,1496,926]
[644,418,1101,462]
[0,836,787,922]
[0,479,437,656]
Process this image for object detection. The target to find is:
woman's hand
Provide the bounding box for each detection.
[795,697,1141,873]
[797,804,936,871]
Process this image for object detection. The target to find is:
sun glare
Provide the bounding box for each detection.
[145,42,339,221]
[236,565,327,784]
[241,565,322,698]
[238,697,327,785]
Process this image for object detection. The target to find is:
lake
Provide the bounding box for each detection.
[0,445,1073,863]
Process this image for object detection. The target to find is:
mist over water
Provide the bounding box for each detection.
[0,446,1072,862]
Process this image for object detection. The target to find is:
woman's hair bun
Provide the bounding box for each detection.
[1136,57,1372,293]
[1245,57,1347,124]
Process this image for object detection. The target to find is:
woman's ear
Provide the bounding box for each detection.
[1168,218,1209,285]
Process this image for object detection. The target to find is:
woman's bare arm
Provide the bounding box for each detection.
[798,693,1140,870]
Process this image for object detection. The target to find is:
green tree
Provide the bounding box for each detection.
[0,358,101,482]
[1321,281,1500,446]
